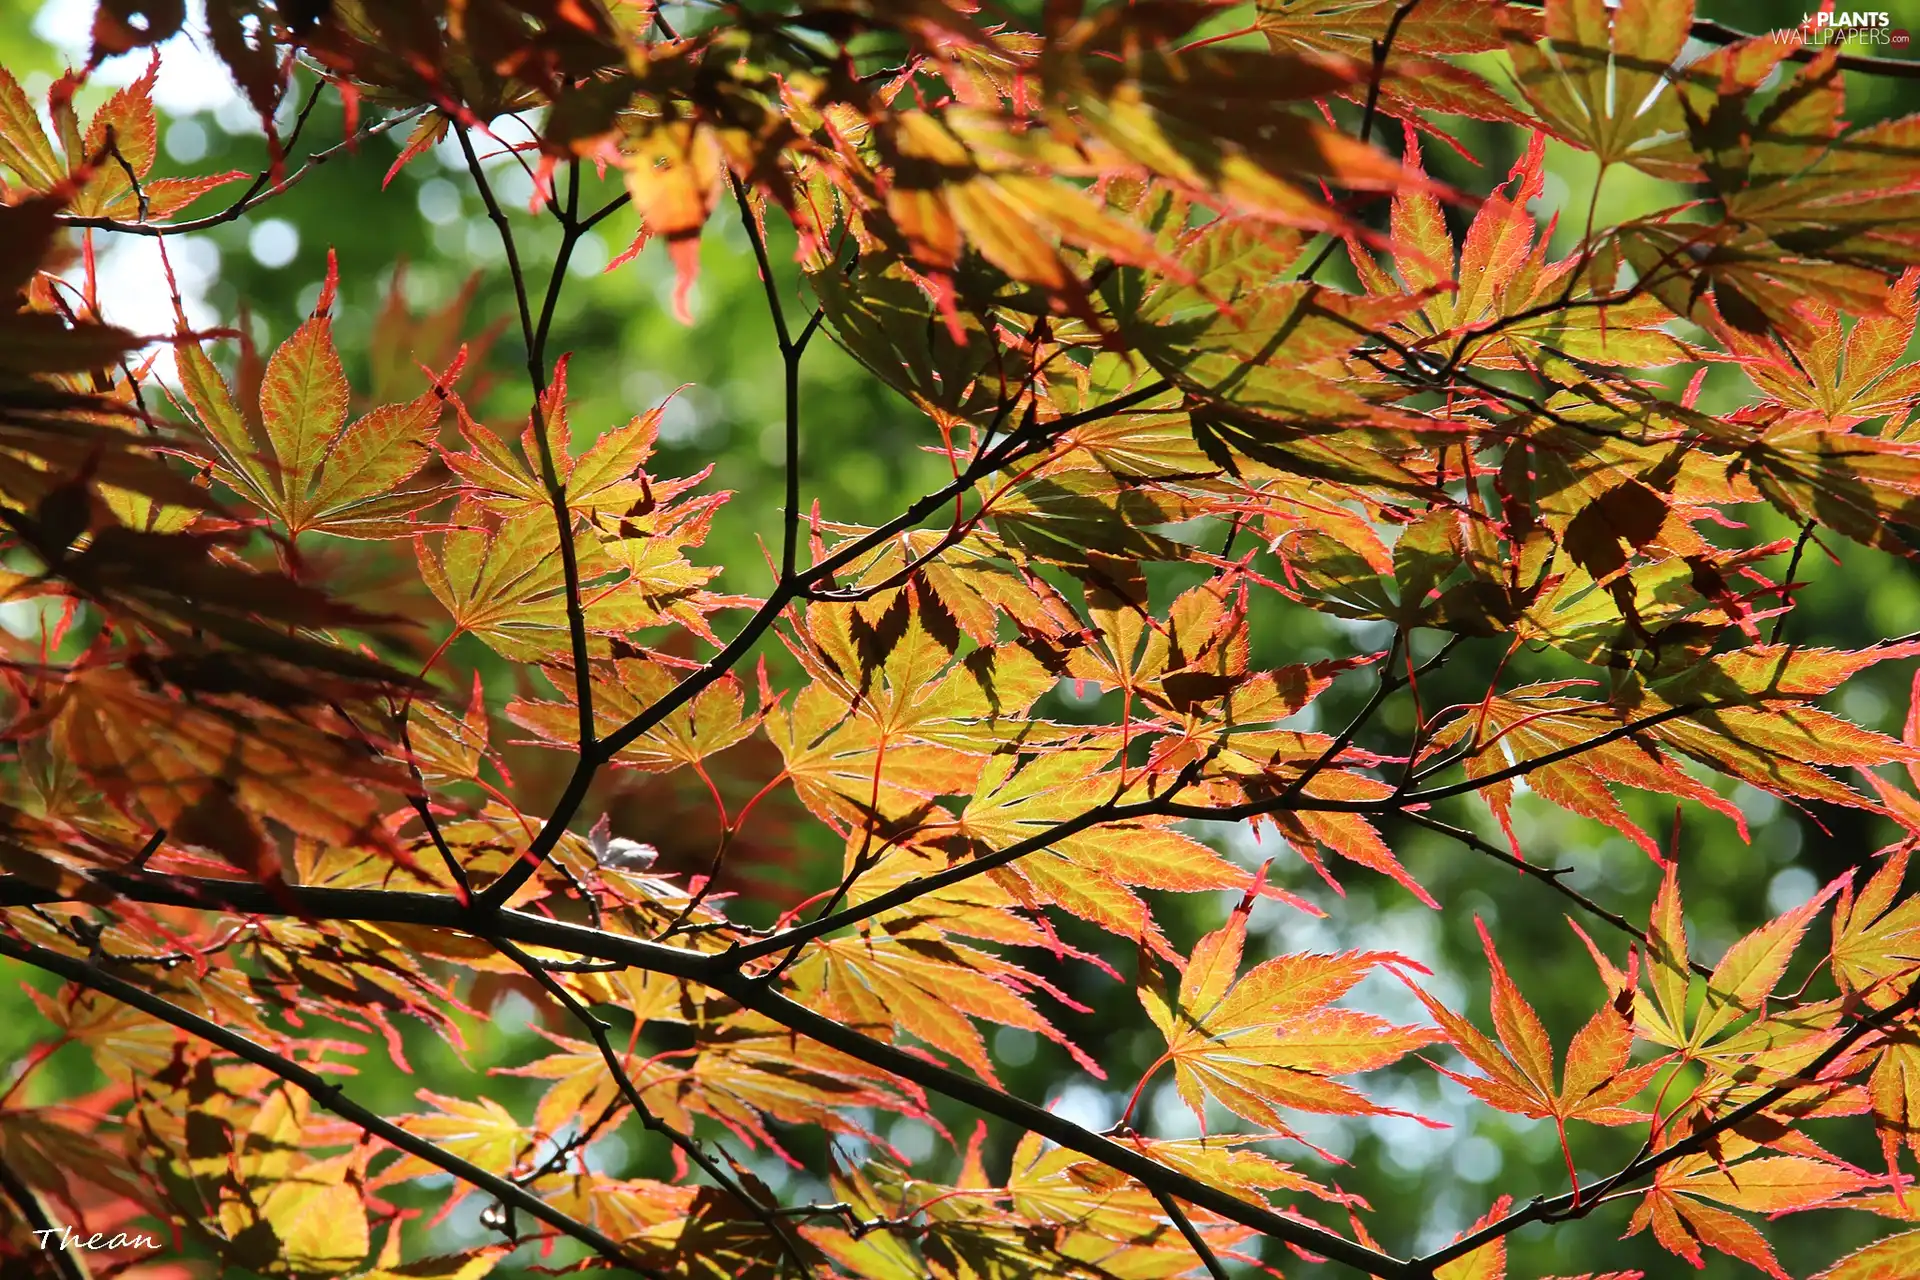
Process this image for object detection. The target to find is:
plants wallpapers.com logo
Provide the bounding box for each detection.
[1779,9,1913,47]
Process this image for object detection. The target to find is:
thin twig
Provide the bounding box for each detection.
[728,173,819,585]
[397,714,471,898]
[1772,521,1818,645]
[58,85,412,236]
[100,126,148,222]
[127,828,165,871]
[1279,629,1406,804]
[515,1095,625,1187]
[1291,0,1426,283]
[1398,811,1712,978]
[1359,0,1426,146]
[489,934,814,1275]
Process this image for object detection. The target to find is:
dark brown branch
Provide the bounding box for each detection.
[397,714,471,898]
[1278,629,1408,805]
[1772,521,1818,645]
[0,873,1404,1274]
[729,174,815,584]
[455,126,596,755]
[1291,0,1425,284]
[100,126,148,223]
[1360,0,1425,145]
[127,828,164,871]
[0,930,656,1275]
[579,192,632,234]
[1153,1187,1231,1280]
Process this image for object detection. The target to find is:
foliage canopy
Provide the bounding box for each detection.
[9,1,1920,1278]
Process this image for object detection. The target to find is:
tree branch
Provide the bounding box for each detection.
[455,125,596,756]
[729,174,813,583]
[1153,1187,1232,1280]
[1,874,1405,1274]
[0,930,657,1275]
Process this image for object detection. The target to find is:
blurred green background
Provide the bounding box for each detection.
[5,1,1920,1276]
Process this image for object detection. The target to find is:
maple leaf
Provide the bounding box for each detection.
[790,932,1098,1086]
[439,361,740,638]
[618,118,725,323]
[1407,920,1659,1198]
[1671,46,1920,285]
[376,1090,533,1194]
[538,1174,698,1250]
[1360,131,1696,372]
[368,263,505,406]
[766,589,1061,828]
[0,57,242,218]
[50,664,412,879]
[1503,0,1693,173]
[1259,0,1540,132]
[1573,858,1852,1139]
[404,670,495,786]
[1425,686,1747,859]
[1617,648,1920,814]
[1119,262,1426,435]
[1627,1136,1880,1278]
[1817,1229,1920,1279]
[1134,878,1439,1143]
[176,253,450,540]
[827,525,1081,646]
[414,497,655,661]
[1830,845,1920,1174]
[671,1011,935,1146]
[1834,845,1920,1011]
[212,1087,374,1276]
[1724,269,1920,423]
[0,1102,168,1225]
[1105,1132,1355,1208]
[956,749,1290,955]
[1428,1196,1512,1280]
